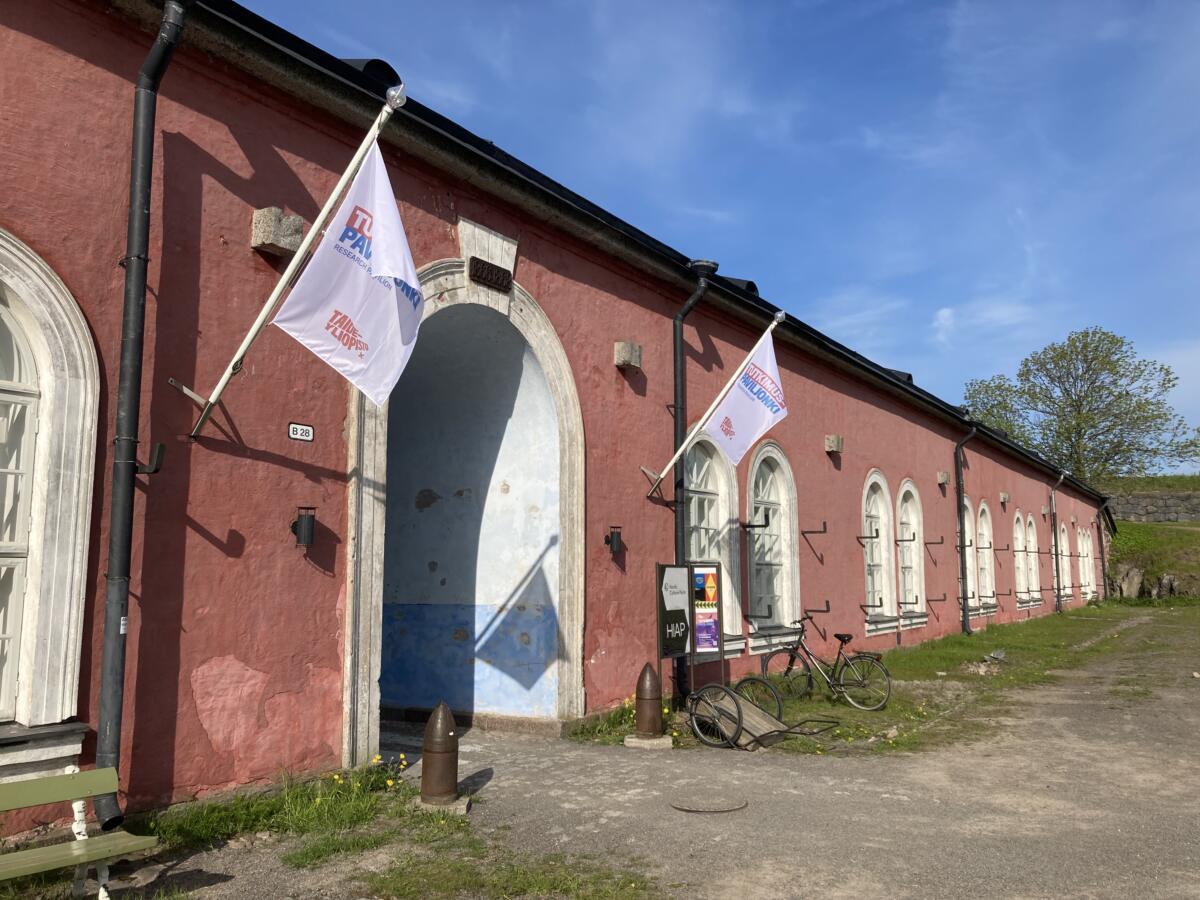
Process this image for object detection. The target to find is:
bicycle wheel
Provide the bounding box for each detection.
[761,648,814,700]
[733,675,784,720]
[688,684,743,748]
[837,655,892,711]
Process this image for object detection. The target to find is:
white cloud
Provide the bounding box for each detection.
[932,307,955,344]
[809,285,911,356]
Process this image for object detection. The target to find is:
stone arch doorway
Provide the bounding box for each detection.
[343,254,585,764]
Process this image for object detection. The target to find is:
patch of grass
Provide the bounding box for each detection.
[281,829,397,868]
[130,758,410,852]
[881,605,1138,686]
[0,870,72,900]
[567,696,671,745]
[1111,521,1200,580]
[1108,594,1200,608]
[365,850,655,899]
[773,687,950,754]
[767,605,1142,755]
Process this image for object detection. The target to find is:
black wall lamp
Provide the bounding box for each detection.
[604,526,623,556]
[291,506,316,547]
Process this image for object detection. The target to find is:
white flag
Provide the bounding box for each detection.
[701,336,788,465]
[273,141,424,406]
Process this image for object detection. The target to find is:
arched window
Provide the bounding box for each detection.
[1078,528,1094,599]
[960,498,978,609]
[685,443,720,562]
[862,471,896,630]
[0,307,37,721]
[747,445,799,630]
[684,439,742,636]
[1012,511,1027,604]
[976,503,995,610]
[0,227,99,738]
[1026,516,1041,604]
[895,481,926,623]
[1056,523,1072,600]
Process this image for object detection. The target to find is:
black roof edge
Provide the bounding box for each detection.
[724,277,759,296]
[183,0,1108,507]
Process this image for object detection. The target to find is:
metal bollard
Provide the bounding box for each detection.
[634,663,664,738]
[420,700,459,805]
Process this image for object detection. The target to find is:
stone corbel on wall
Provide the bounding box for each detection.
[250,207,306,257]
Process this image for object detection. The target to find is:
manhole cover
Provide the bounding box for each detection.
[669,799,748,814]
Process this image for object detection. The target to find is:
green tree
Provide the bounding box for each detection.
[963,327,1200,483]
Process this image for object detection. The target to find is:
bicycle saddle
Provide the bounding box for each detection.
[834,633,853,644]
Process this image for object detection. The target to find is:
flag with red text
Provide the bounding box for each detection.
[702,336,787,464]
[273,141,423,406]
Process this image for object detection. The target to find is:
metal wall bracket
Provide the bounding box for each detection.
[136,442,166,475]
[168,377,206,408]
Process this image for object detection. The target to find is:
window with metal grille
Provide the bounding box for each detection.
[1013,512,1028,603]
[977,504,995,608]
[749,459,783,622]
[1026,517,1040,603]
[897,486,924,614]
[684,443,720,563]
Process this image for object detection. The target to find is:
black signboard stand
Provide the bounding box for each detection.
[656,562,724,700]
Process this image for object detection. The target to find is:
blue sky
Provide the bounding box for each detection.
[248,0,1199,444]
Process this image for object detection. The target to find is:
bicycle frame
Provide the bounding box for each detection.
[787,626,851,692]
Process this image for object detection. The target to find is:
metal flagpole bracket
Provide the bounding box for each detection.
[185,83,406,439]
[168,377,206,408]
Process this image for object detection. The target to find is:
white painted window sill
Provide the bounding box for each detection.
[865,615,900,635]
[899,612,929,629]
[747,627,801,653]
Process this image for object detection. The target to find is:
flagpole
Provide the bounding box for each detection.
[645,309,785,497]
[187,84,407,438]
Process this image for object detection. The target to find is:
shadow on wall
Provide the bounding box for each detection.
[380,304,563,718]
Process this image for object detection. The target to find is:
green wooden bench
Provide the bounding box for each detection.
[0,768,158,895]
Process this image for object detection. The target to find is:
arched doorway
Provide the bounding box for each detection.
[343,253,585,764]
[380,303,561,718]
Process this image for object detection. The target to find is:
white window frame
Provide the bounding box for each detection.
[0,227,100,729]
[1078,528,1094,599]
[961,497,978,610]
[1012,510,1028,605]
[976,502,996,613]
[1056,522,1073,600]
[1025,515,1042,606]
[0,308,39,721]
[895,480,927,627]
[746,442,799,634]
[862,470,897,633]
[684,438,742,641]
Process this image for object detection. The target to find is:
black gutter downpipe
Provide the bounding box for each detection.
[1050,470,1067,614]
[955,427,977,635]
[94,0,191,832]
[672,259,717,698]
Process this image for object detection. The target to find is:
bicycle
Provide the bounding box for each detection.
[760,613,892,710]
